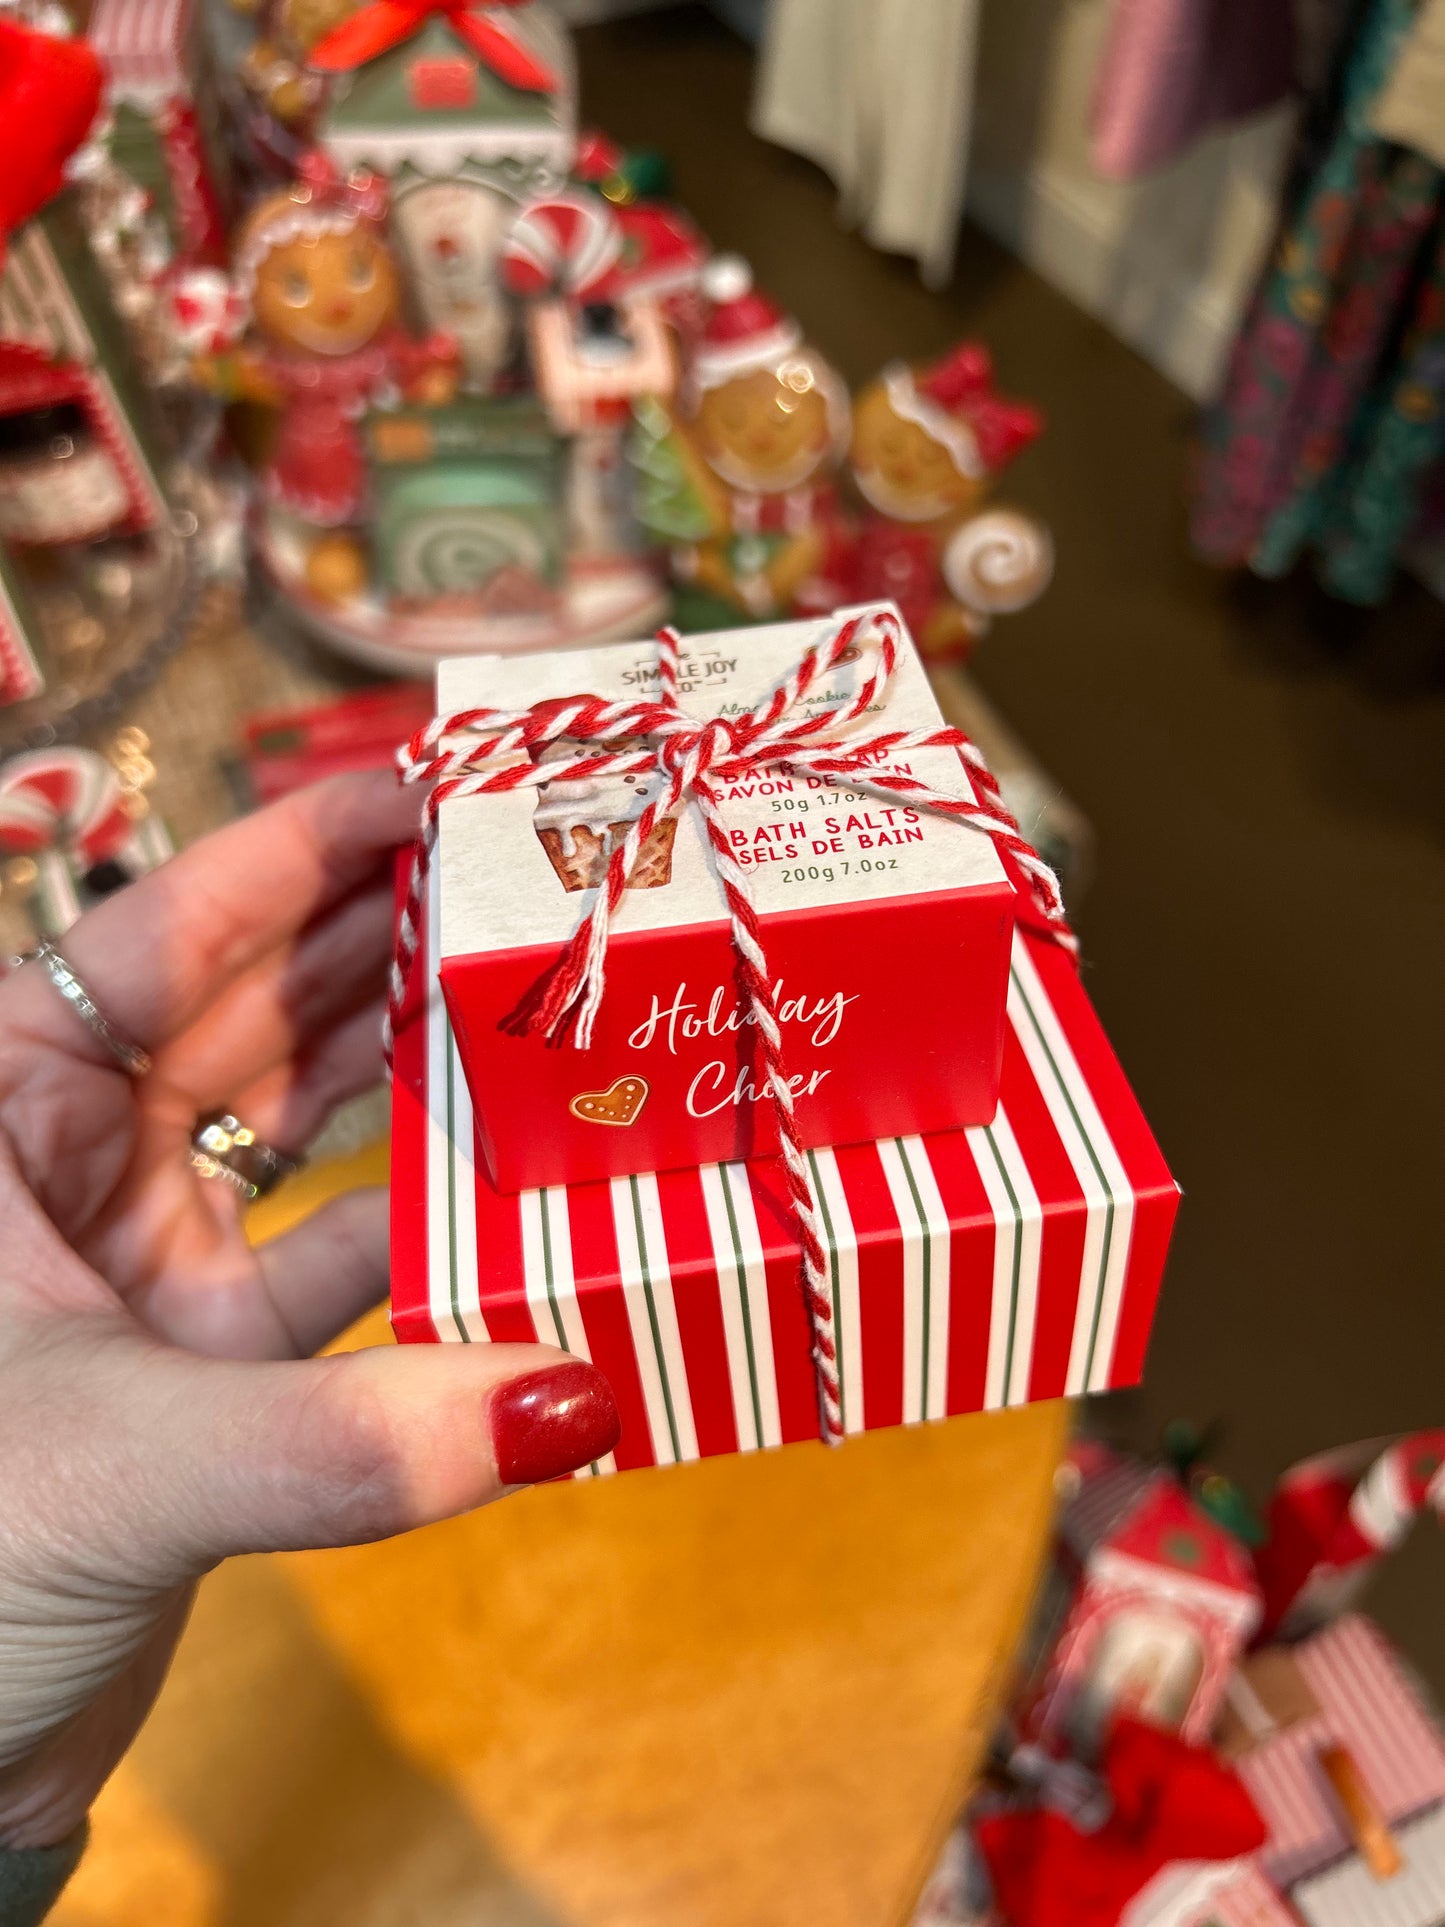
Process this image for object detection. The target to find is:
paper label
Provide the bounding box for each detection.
[437,602,1012,962]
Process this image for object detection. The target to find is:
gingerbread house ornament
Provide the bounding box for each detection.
[1027,1443,1262,1755]
[1215,1614,1445,1910]
[311,0,576,388]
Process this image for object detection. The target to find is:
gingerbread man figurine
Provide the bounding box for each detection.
[210,154,457,602]
[636,257,849,623]
[843,343,1053,661]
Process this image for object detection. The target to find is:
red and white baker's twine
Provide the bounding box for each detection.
[390,610,1076,1446]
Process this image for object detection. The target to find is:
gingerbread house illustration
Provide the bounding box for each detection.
[1025,1443,1262,1754]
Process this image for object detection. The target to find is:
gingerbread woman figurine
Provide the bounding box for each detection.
[843,343,1053,661]
[635,256,849,623]
[210,154,458,602]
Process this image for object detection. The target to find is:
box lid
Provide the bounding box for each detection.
[435,602,1015,965]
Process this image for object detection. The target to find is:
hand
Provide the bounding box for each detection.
[0,773,619,1847]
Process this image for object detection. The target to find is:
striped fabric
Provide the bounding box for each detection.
[390,901,1178,1469]
[86,0,188,92]
[1239,1617,1445,1890]
[1293,1804,1445,1927]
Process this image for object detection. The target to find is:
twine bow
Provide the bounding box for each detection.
[390,611,1076,1445]
[308,0,557,92]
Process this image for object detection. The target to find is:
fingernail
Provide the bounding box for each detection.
[490,1360,621,1485]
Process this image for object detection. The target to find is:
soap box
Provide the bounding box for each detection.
[432,603,1020,1193]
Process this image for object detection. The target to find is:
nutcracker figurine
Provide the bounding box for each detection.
[632,256,848,623]
[844,342,1053,660]
[206,153,457,601]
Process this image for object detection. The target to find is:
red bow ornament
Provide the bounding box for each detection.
[309,0,557,92]
[976,1720,1268,1927]
[0,19,103,267]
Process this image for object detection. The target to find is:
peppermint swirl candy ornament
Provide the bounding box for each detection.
[942,509,1055,616]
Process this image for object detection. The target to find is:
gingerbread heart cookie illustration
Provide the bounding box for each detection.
[569,1076,649,1128]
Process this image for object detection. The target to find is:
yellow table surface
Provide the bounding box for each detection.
[55,1148,1067,1927]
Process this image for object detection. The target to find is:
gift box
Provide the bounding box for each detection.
[391,901,1178,1468]
[429,606,1021,1194]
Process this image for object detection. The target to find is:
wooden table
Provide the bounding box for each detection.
[36,603,1069,1927]
[57,1307,1066,1927]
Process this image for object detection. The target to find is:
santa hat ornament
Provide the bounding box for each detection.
[688,255,848,446]
[0,18,103,265]
[884,342,1044,480]
[691,256,803,392]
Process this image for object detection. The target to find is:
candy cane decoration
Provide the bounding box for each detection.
[388,609,1077,1446]
[0,747,133,867]
[1256,1429,1445,1638]
[500,192,625,302]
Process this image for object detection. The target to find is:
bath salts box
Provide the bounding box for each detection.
[433,602,1021,1194]
[391,907,1179,1468]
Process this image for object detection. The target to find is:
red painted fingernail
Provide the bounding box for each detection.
[490,1360,621,1485]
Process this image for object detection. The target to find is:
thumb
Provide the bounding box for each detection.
[134,1341,620,1572]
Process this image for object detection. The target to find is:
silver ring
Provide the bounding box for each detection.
[8,941,153,1077]
[190,1113,302,1202]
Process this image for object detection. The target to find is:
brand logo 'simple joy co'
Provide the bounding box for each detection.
[568,1076,649,1128]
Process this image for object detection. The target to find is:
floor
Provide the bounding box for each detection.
[578,6,1445,1686]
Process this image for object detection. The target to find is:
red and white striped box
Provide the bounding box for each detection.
[391,901,1179,1469]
